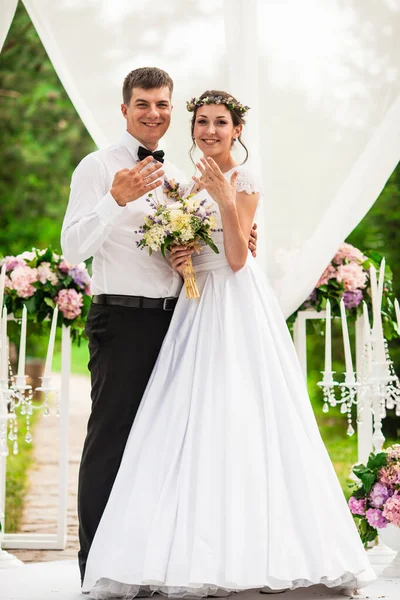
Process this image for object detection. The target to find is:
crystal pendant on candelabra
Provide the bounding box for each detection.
[317,371,339,414]
[338,374,359,436]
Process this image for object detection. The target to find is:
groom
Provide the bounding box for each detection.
[61,67,257,584]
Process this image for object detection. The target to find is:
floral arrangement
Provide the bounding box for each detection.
[348,445,400,545]
[136,179,218,298]
[288,243,398,339]
[1,247,91,341]
[186,95,250,116]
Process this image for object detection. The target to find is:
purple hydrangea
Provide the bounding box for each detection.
[68,266,91,289]
[348,496,366,515]
[369,482,392,509]
[343,289,363,309]
[365,508,388,529]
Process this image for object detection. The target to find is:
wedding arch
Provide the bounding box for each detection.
[2,0,399,318]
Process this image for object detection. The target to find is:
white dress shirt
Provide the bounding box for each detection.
[61,131,185,298]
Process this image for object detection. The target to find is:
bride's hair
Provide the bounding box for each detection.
[189,90,249,166]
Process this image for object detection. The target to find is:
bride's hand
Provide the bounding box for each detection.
[192,157,238,207]
[169,245,194,276]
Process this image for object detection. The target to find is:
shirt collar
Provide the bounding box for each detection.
[120,130,160,162]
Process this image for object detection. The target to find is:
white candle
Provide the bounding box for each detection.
[324,300,332,376]
[363,301,372,374]
[369,265,378,327]
[0,263,5,312]
[17,305,27,382]
[340,298,354,381]
[377,258,386,313]
[1,306,8,384]
[395,299,400,332]
[44,306,58,378]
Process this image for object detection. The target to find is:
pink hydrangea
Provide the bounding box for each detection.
[386,445,400,463]
[4,275,13,290]
[379,464,400,488]
[336,262,367,292]
[316,264,336,288]
[334,243,366,265]
[37,262,58,286]
[382,494,400,527]
[348,496,366,515]
[58,260,72,274]
[0,256,24,272]
[56,289,83,320]
[17,250,35,262]
[10,265,38,298]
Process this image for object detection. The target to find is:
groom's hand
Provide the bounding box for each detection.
[249,222,258,257]
[111,156,164,207]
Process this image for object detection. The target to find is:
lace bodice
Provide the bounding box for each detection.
[191,165,261,272]
[226,166,261,196]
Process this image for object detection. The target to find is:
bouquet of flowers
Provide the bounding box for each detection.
[288,243,398,339]
[136,179,218,299]
[348,445,400,545]
[1,247,91,341]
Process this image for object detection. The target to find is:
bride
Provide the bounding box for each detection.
[82,91,376,598]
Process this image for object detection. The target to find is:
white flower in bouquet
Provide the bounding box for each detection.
[136,178,219,298]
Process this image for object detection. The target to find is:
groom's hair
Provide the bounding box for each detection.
[123,67,174,105]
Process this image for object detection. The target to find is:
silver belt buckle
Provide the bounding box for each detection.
[163,297,175,311]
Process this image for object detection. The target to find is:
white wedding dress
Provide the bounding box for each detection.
[82,167,376,599]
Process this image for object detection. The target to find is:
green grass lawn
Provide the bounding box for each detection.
[52,335,90,376]
[5,408,40,532]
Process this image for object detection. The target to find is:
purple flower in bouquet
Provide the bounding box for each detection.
[334,243,366,265]
[369,482,392,509]
[365,508,388,529]
[68,265,91,289]
[336,262,367,292]
[382,494,400,527]
[10,265,38,298]
[348,496,367,515]
[56,289,83,320]
[343,289,363,309]
[0,256,24,272]
[379,464,400,488]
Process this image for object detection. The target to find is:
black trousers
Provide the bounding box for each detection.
[78,302,174,582]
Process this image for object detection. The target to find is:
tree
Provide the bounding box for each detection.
[0,2,95,256]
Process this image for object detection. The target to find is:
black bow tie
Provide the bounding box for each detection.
[138,146,165,164]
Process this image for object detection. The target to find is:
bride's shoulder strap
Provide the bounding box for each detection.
[234,167,261,195]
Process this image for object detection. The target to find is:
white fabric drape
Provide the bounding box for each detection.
[0,0,18,51]
[15,0,400,316]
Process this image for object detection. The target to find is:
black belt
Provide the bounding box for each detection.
[92,294,178,311]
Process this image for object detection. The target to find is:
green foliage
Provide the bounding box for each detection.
[0,2,95,256]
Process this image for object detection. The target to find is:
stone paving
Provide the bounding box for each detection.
[9,373,91,564]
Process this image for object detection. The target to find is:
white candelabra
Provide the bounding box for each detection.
[317,259,400,451]
[0,265,70,564]
[0,306,60,458]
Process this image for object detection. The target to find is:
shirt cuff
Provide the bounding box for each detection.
[95,192,125,226]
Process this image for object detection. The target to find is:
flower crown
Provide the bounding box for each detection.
[186,95,250,116]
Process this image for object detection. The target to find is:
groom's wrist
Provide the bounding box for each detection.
[110,188,127,207]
